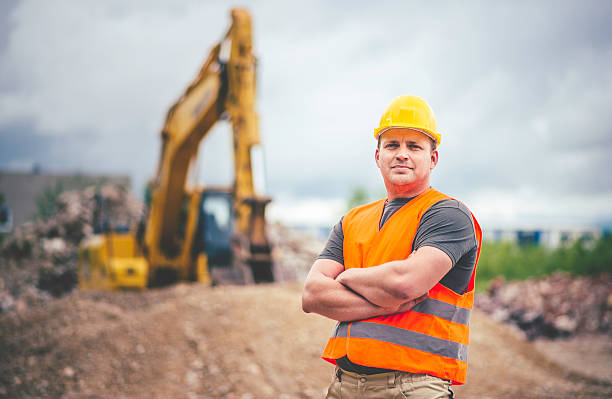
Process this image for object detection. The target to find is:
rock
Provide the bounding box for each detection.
[0,290,15,313]
[554,315,577,333]
[245,363,261,375]
[63,367,75,378]
[185,371,199,386]
[490,308,509,323]
[17,286,51,309]
[41,237,68,255]
[191,359,204,369]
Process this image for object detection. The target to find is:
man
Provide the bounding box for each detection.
[302,95,482,398]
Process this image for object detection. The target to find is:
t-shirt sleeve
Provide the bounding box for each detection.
[413,199,478,294]
[413,200,476,265]
[317,216,344,265]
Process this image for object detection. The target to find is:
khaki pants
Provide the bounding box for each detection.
[325,368,454,399]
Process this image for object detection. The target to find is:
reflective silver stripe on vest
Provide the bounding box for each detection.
[411,297,472,326]
[350,321,468,362]
[332,321,349,338]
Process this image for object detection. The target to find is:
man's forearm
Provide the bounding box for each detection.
[303,274,395,321]
[337,247,453,309]
[336,261,418,309]
[302,258,427,322]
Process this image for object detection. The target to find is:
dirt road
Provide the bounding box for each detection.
[1,283,610,398]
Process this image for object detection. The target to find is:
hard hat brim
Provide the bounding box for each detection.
[374,126,440,146]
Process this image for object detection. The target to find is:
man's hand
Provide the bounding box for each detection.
[396,292,428,312]
[366,291,428,317]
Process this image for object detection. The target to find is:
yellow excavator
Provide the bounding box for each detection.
[78,8,274,289]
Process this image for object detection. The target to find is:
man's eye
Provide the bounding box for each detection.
[386,143,399,148]
[409,145,421,150]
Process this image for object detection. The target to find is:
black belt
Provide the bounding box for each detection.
[336,356,395,375]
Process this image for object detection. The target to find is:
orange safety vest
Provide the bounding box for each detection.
[321,188,482,385]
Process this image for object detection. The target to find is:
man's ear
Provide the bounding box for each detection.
[430,149,439,170]
[375,148,380,167]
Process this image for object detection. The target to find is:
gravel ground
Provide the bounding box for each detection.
[1,282,611,399]
[534,333,612,383]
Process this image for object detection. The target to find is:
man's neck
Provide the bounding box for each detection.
[386,185,430,201]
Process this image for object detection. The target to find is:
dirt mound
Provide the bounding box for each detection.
[1,283,610,399]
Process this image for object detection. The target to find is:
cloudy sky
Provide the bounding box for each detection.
[1,0,611,230]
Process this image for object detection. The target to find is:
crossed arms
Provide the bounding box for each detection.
[301,246,453,322]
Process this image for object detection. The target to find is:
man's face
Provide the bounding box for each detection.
[375,128,438,195]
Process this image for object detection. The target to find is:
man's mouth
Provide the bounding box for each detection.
[392,165,412,169]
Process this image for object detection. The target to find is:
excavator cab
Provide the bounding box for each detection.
[198,190,234,269]
[193,188,270,285]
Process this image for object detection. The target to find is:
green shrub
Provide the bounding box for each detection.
[35,182,64,220]
[475,234,612,290]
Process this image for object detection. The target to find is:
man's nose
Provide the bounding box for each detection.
[395,150,409,160]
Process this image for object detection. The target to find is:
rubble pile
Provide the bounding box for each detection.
[0,186,324,310]
[0,185,144,312]
[476,273,612,339]
[268,223,326,282]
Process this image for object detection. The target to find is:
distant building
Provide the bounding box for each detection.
[0,170,130,232]
[484,226,602,247]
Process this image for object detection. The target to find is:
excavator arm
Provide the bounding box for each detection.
[145,42,225,257]
[143,8,273,284]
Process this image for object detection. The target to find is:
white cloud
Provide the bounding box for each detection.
[267,197,345,227]
[469,187,612,230]
[1,0,611,228]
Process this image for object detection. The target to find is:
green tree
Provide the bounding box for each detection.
[347,186,369,211]
[36,182,64,220]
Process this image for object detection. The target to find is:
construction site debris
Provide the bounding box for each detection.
[267,222,326,282]
[0,185,144,311]
[475,273,612,339]
[0,185,325,312]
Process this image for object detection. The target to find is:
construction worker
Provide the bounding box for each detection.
[302,95,482,398]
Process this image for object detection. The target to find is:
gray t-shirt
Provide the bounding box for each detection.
[318,197,478,293]
[318,196,478,374]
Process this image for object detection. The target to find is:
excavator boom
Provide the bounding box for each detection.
[146,43,224,255]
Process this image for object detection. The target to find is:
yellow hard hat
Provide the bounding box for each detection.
[374,95,441,146]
